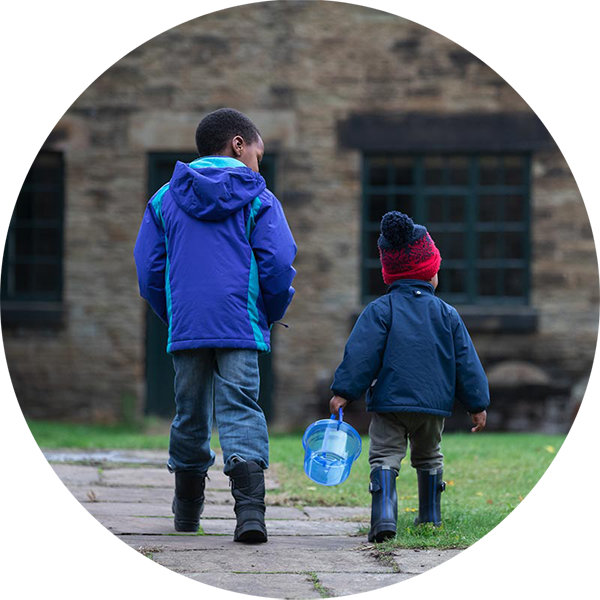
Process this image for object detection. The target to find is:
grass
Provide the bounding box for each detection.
[28,419,565,549]
[270,431,565,548]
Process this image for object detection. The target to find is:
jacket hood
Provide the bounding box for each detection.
[170,157,266,221]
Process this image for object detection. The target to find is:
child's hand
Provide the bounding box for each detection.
[470,410,487,432]
[329,395,348,416]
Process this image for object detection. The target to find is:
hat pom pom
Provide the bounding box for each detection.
[381,211,414,247]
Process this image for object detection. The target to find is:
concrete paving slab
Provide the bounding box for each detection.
[51,464,101,486]
[98,517,361,537]
[393,548,462,574]
[184,572,321,599]
[316,572,414,596]
[84,502,306,521]
[101,467,278,490]
[154,544,393,573]
[66,485,233,505]
[119,535,364,552]
[302,507,370,521]
[200,519,360,537]
[154,548,393,574]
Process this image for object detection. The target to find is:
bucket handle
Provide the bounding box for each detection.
[330,406,344,429]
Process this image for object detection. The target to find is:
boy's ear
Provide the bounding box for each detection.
[231,135,245,158]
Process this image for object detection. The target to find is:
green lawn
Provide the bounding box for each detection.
[272,431,564,548]
[28,419,564,549]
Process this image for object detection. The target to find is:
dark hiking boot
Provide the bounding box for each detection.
[368,466,398,543]
[172,470,206,532]
[228,460,268,543]
[414,468,446,527]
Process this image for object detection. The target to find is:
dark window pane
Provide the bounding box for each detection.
[369,159,388,187]
[505,268,524,296]
[505,195,526,222]
[448,196,466,222]
[36,228,62,257]
[427,196,445,222]
[478,268,498,296]
[36,192,62,220]
[15,191,35,220]
[368,194,388,222]
[445,268,466,294]
[504,156,525,185]
[447,157,469,185]
[478,232,500,259]
[34,264,60,294]
[367,229,381,259]
[368,268,387,297]
[15,263,33,293]
[445,232,466,260]
[479,156,501,186]
[15,227,35,256]
[479,195,502,222]
[424,157,444,185]
[393,157,414,186]
[505,232,525,260]
[392,194,413,215]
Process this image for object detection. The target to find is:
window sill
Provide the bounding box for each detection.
[1,301,64,328]
[454,305,538,333]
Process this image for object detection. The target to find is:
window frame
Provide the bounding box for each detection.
[361,153,532,306]
[1,151,65,325]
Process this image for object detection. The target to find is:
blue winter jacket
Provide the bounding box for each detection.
[134,156,297,353]
[331,280,490,416]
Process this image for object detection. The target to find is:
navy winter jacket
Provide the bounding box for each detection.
[331,280,490,416]
[134,156,297,353]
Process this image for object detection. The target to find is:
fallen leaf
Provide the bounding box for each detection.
[404,507,418,512]
[306,486,317,491]
[447,480,455,486]
[476,492,483,496]
[486,499,494,504]
[544,445,556,454]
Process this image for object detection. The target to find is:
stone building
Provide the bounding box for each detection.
[2,1,597,432]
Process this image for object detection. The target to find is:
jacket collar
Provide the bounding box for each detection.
[189,156,247,169]
[388,279,435,295]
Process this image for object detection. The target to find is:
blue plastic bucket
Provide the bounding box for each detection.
[302,408,362,486]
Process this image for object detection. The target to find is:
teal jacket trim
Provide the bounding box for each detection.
[150,184,174,349]
[246,196,269,352]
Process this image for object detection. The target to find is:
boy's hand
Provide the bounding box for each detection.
[329,395,348,416]
[470,410,487,433]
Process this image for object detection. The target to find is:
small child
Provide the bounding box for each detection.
[134,108,297,543]
[329,211,489,542]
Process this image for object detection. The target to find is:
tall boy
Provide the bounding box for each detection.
[134,108,297,543]
[330,211,489,542]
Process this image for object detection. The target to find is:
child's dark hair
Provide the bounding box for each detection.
[195,108,261,157]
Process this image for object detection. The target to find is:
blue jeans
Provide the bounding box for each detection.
[167,348,269,475]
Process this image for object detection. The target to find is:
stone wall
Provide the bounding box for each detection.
[4,1,597,430]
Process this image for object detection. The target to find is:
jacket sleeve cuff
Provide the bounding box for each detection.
[330,388,358,403]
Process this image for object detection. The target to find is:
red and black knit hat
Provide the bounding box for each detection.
[378,212,442,284]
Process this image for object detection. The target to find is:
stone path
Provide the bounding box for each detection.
[47,449,461,598]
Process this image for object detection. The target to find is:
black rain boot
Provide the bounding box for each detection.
[172,470,206,532]
[228,460,268,543]
[414,468,446,527]
[368,466,398,543]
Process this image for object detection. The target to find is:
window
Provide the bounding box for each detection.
[362,154,531,305]
[1,152,64,317]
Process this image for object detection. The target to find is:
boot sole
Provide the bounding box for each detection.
[234,521,268,544]
[368,527,397,543]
